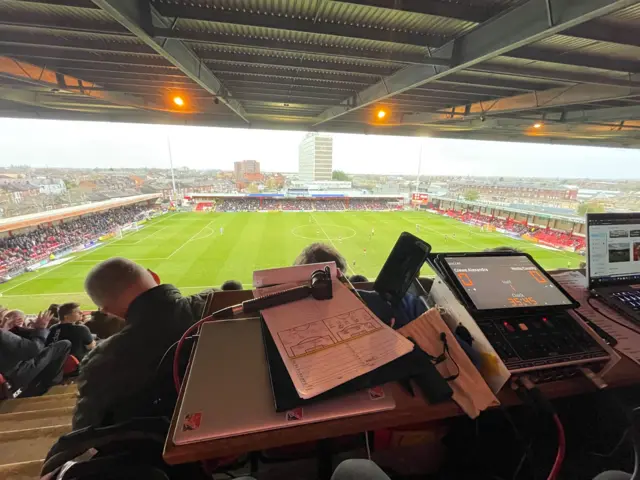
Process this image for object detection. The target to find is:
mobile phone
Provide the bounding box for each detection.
[373,232,432,305]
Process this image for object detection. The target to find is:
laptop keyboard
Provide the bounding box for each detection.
[612,291,640,311]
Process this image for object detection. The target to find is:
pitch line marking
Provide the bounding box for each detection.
[310,213,355,275]
[291,224,356,242]
[168,219,217,259]
[190,226,215,242]
[129,225,170,245]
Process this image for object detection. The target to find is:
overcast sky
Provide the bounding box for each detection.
[0,117,638,179]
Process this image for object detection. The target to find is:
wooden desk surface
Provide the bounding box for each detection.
[163,287,640,465]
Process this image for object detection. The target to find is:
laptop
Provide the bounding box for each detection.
[173,317,396,446]
[587,212,640,324]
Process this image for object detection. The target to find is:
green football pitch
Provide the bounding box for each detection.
[0,211,584,313]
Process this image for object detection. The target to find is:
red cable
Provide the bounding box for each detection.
[548,413,566,480]
[172,319,204,393]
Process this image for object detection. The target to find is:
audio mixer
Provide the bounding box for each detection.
[429,252,610,375]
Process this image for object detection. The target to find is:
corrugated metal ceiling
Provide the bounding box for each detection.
[0,0,637,148]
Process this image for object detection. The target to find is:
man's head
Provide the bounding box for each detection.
[294,243,347,272]
[4,310,25,329]
[221,280,243,291]
[349,274,369,283]
[47,303,60,319]
[484,246,523,253]
[84,257,159,319]
[59,302,83,324]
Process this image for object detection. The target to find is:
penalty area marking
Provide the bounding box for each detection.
[291,224,357,242]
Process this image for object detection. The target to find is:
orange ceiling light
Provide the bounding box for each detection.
[377,109,387,120]
[173,95,185,107]
[533,122,543,129]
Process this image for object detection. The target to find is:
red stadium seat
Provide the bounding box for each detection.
[63,355,80,376]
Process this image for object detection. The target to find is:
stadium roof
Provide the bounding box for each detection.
[0,193,160,233]
[433,196,585,223]
[1,0,639,148]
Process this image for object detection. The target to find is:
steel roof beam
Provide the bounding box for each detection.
[152,3,447,48]
[562,105,640,123]
[469,63,640,88]
[564,22,640,48]
[185,35,449,67]
[0,12,129,36]
[199,51,400,76]
[215,66,377,85]
[0,45,167,68]
[92,0,249,123]
[512,47,640,73]
[19,59,178,76]
[336,1,640,48]
[0,34,152,56]
[403,83,640,124]
[313,0,637,125]
[0,56,164,111]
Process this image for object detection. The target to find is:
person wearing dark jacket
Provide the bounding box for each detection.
[0,310,71,397]
[73,257,213,430]
[47,302,96,362]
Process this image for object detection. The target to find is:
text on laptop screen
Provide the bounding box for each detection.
[588,215,640,284]
[445,255,573,310]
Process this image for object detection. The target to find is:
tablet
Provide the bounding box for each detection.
[436,252,578,316]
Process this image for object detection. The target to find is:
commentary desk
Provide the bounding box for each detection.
[163,285,640,465]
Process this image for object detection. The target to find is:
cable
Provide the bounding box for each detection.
[549,414,566,480]
[587,297,640,335]
[499,405,535,480]
[590,428,630,458]
[364,431,371,460]
[173,306,228,393]
[514,376,565,480]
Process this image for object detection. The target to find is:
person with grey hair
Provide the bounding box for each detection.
[73,257,213,430]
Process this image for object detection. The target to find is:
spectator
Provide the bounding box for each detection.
[5,310,25,330]
[349,274,369,283]
[73,257,213,430]
[294,243,348,272]
[48,303,60,323]
[484,246,522,253]
[84,311,125,340]
[293,244,426,329]
[47,303,96,362]
[4,310,33,338]
[221,280,243,291]
[0,306,8,329]
[0,310,70,397]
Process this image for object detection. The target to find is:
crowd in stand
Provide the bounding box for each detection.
[314,200,346,211]
[439,208,585,251]
[348,199,386,211]
[204,198,390,212]
[262,199,315,211]
[214,198,260,212]
[0,205,147,274]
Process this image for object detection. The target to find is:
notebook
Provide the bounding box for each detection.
[172,317,396,446]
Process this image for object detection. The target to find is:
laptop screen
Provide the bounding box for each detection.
[587,213,640,288]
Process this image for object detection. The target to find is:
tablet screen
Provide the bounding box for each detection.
[444,255,573,310]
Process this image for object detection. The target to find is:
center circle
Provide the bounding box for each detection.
[291,224,357,241]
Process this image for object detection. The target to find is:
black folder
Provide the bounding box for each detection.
[260,318,450,412]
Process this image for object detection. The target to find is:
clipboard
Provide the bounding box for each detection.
[260,318,444,412]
